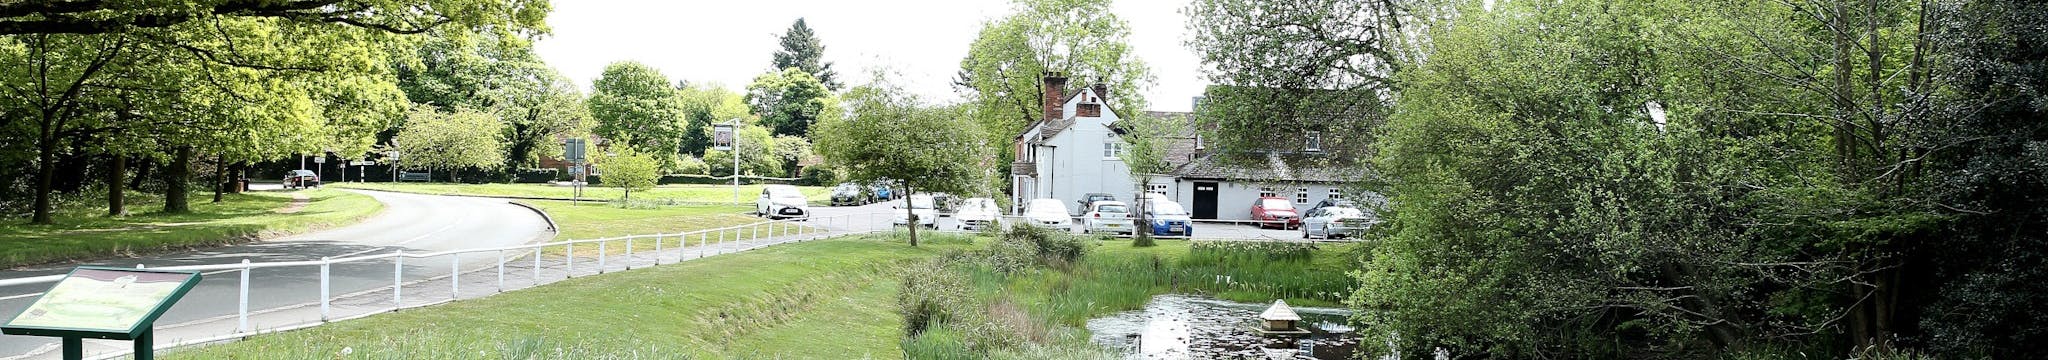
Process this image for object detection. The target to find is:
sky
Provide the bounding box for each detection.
[532,0,1210,112]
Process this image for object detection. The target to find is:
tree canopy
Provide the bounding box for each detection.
[815,76,991,246]
[770,18,839,91]
[587,61,684,167]
[956,0,1152,163]
[744,68,835,138]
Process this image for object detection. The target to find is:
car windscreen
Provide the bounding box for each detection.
[1261,198,1294,210]
[961,199,995,212]
[1149,202,1189,216]
[1321,207,1364,218]
[905,197,935,209]
[1028,201,1065,215]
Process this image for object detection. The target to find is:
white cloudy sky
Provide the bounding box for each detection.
[532,0,1209,112]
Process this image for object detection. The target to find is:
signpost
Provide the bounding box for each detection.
[712,120,739,204]
[2,267,202,360]
[565,138,587,203]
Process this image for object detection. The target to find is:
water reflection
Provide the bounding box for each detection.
[1087,294,1361,359]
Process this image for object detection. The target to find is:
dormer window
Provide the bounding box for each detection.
[1305,131,1323,152]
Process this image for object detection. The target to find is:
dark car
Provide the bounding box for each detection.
[1250,196,1301,229]
[830,183,869,206]
[284,169,320,189]
[1076,193,1117,215]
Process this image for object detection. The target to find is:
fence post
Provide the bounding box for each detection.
[533,247,542,284]
[394,251,404,306]
[625,237,634,270]
[653,234,663,265]
[700,231,708,259]
[320,257,331,321]
[238,259,251,333]
[450,254,460,300]
[565,242,574,278]
[496,250,505,293]
[598,240,608,274]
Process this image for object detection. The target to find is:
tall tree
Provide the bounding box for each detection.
[675,81,748,156]
[0,0,546,223]
[956,0,1153,165]
[393,108,507,181]
[587,61,684,167]
[815,76,990,246]
[770,18,840,91]
[744,68,835,137]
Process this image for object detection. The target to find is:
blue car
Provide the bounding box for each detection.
[1143,200,1194,237]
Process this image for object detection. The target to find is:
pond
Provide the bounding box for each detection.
[1086,294,1363,359]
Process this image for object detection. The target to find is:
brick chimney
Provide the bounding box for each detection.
[1091,83,1109,105]
[1042,72,1067,122]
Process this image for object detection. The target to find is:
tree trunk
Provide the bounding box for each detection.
[164,146,191,213]
[30,126,58,224]
[129,157,150,191]
[905,184,919,247]
[212,153,226,203]
[107,155,125,216]
[227,162,243,194]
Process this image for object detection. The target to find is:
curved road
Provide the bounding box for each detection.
[0,189,552,359]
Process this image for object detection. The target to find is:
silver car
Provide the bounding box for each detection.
[754,185,811,220]
[1081,201,1133,235]
[1301,206,1372,239]
[954,198,1000,231]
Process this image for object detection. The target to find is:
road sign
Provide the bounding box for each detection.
[354,160,376,166]
[312,156,326,164]
[565,138,587,162]
[712,123,735,151]
[4,267,201,360]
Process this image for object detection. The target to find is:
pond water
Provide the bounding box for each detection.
[1086,294,1363,359]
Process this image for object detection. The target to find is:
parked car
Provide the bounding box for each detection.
[1081,201,1133,236]
[1076,193,1117,215]
[1143,199,1194,237]
[1023,198,1073,232]
[930,192,957,214]
[1301,206,1373,239]
[1304,198,1357,217]
[870,181,894,201]
[954,197,1001,231]
[892,194,938,229]
[1250,196,1302,229]
[830,183,869,206]
[755,184,811,220]
[284,169,320,189]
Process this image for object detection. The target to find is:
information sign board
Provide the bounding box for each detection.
[2,267,200,340]
[712,124,735,151]
[565,138,587,162]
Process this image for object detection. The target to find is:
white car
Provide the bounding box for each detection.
[1301,206,1373,239]
[893,194,939,229]
[1082,201,1133,235]
[953,197,1000,231]
[754,184,811,220]
[1022,198,1073,231]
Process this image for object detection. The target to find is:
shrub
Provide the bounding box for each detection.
[898,260,971,336]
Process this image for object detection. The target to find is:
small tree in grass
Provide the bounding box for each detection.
[815,75,990,246]
[599,147,660,201]
[394,107,507,182]
[1115,113,1185,247]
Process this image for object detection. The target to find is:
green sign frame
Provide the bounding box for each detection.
[3,267,202,341]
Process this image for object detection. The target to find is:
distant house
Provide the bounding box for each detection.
[1009,76,1380,220]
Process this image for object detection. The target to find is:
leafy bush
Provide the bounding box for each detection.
[898,260,970,336]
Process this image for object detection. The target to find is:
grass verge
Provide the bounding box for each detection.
[165,235,977,359]
[333,182,830,204]
[518,200,822,258]
[0,189,382,269]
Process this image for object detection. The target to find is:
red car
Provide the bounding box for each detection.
[1250,196,1301,229]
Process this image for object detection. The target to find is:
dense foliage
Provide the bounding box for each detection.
[955,0,1153,169]
[814,76,992,246]
[1188,0,2048,357]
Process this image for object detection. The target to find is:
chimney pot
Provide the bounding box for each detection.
[1042,73,1068,122]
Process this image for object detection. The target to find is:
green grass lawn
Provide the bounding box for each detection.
[166,236,975,359]
[0,189,382,269]
[333,182,830,204]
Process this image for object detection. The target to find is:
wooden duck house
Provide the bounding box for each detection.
[1257,300,1311,337]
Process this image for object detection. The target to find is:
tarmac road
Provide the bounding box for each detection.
[0,189,552,359]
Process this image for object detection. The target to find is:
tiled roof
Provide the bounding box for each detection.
[1172,151,1365,183]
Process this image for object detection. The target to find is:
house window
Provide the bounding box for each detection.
[1258,187,1277,198]
[1305,131,1323,152]
[1296,188,1310,204]
[1330,188,1344,200]
[1147,183,1169,195]
[1103,141,1124,159]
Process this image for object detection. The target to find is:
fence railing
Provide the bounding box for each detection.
[0,211,897,360]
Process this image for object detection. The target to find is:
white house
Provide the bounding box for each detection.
[1010,75,1377,220]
